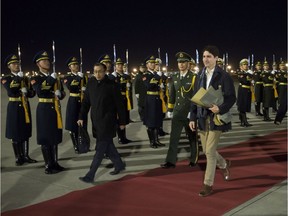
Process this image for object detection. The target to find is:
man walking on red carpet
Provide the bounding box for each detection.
[78,63,126,183]
[189,45,236,197]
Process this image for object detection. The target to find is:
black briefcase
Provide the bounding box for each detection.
[77,125,90,154]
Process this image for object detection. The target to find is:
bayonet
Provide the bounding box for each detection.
[80,47,83,73]
[126,49,129,73]
[113,44,117,72]
[17,43,22,72]
[196,49,199,66]
[52,40,56,74]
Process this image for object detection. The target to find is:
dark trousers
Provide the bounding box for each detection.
[165,118,198,164]
[85,138,124,179]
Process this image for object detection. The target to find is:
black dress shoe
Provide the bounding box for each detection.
[79,176,93,183]
[53,163,65,172]
[109,166,125,175]
[160,162,175,169]
[188,162,196,167]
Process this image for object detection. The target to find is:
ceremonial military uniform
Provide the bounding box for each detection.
[161,52,198,168]
[31,51,66,174]
[253,61,264,116]
[134,63,146,121]
[155,58,169,136]
[274,61,288,124]
[1,54,37,165]
[63,57,87,153]
[109,58,132,144]
[236,59,253,127]
[142,55,164,148]
[261,61,275,121]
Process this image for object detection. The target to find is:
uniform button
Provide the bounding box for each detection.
[177,103,180,105]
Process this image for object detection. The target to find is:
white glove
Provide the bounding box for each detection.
[51,72,57,79]
[81,86,86,91]
[77,72,83,78]
[157,71,162,76]
[187,112,191,119]
[55,89,61,97]
[247,70,253,75]
[17,71,23,77]
[126,83,131,88]
[160,83,164,89]
[21,87,27,94]
[167,111,173,118]
[135,94,139,99]
[112,71,117,77]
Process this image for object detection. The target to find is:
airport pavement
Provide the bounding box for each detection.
[1,83,287,215]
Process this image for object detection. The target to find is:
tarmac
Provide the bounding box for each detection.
[1,80,287,215]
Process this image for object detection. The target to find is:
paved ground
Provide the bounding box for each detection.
[1,81,287,215]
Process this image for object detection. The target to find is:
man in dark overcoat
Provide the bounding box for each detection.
[78,63,126,183]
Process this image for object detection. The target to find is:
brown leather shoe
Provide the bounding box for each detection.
[199,184,213,197]
[221,159,231,181]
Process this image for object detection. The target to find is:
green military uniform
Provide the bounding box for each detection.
[162,52,198,167]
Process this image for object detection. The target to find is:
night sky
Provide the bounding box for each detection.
[1,0,287,73]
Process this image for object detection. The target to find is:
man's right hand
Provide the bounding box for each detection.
[77,120,83,126]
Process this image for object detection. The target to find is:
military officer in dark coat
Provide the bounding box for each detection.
[1,54,37,165]
[161,52,198,169]
[236,59,253,127]
[155,58,169,136]
[110,58,132,144]
[134,63,146,121]
[261,61,275,121]
[253,61,264,116]
[78,63,126,183]
[31,51,66,174]
[142,55,165,148]
[274,61,287,124]
[99,54,113,75]
[63,57,87,153]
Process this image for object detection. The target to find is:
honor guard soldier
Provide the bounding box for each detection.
[155,58,169,136]
[253,61,264,116]
[110,58,133,144]
[63,57,87,153]
[134,63,146,121]
[237,59,253,127]
[2,54,37,165]
[142,55,165,148]
[161,52,198,168]
[261,61,275,121]
[31,51,66,174]
[216,58,224,70]
[271,62,279,112]
[123,63,134,122]
[189,58,198,74]
[99,54,113,75]
[274,61,287,124]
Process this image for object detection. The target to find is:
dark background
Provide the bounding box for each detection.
[1,0,287,73]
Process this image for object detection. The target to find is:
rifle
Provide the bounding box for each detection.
[18,44,30,123]
[80,47,84,102]
[125,49,132,110]
[157,47,161,72]
[52,40,63,129]
[113,44,117,72]
[251,54,254,71]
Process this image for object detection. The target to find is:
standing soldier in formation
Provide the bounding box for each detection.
[274,61,287,124]
[2,54,37,165]
[110,58,132,144]
[271,62,279,112]
[99,54,113,75]
[155,58,169,136]
[63,57,87,153]
[236,59,253,127]
[161,52,198,169]
[261,61,275,121]
[123,63,134,122]
[31,51,66,174]
[134,63,146,121]
[216,58,224,70]
[253,61,264,116]
[142,55,165,148]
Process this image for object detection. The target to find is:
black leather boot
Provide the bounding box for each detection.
[41,145,57,174]
[147,128,157,148]
[52,145,65,172]
[239,113,245,127]
[22,140,37,163]
[117,128,129,144]
[70,132,79,153]
[255,103,263,116]
[243,113,252,127]
[263,108,272,121]
[153,128,165,147]
[12,141,24,166]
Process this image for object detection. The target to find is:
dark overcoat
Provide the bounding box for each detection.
[79,75,126,140]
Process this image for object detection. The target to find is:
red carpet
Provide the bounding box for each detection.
[3,130,287,216]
